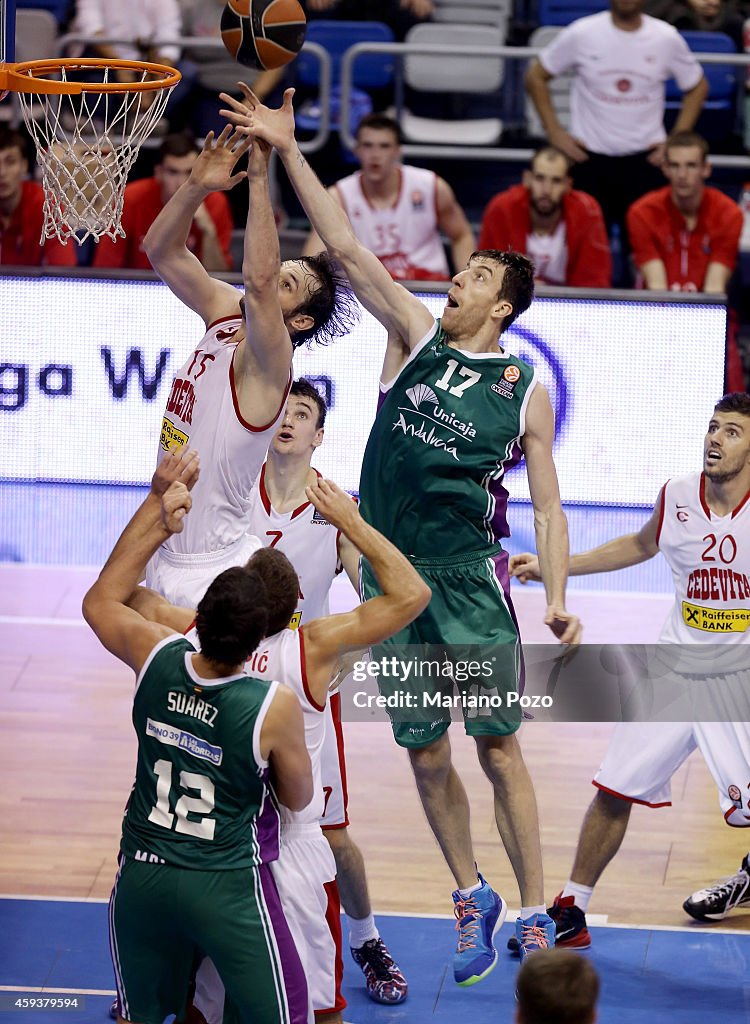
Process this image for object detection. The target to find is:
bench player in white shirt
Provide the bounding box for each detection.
[129,472,431,1024]
[247,377,409,1004]
[509,392,750,947]
[302,114,475,282]
[141,125,356,607]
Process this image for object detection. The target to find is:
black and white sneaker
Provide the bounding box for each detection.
[683,855,750,921]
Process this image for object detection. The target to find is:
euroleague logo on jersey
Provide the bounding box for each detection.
[491,364,522,399]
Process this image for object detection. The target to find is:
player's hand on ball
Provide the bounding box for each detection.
[151,447,200,497]
[544,605,582,648]
[509,552,542,583]
[161,482,192,534]
[220,86,297,154]
[306,478,358,530]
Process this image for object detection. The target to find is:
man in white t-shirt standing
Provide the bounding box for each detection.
[303,114,475,281]
[525,0,707,277]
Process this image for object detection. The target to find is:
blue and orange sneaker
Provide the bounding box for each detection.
[452,874,507,986]
[515,911,556,963]
[508,894,590,954]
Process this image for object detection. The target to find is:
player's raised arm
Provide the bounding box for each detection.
[220,86,435,349]
[126,584,196,634]
[521,384,582,646]
[143,127,251,325]
[299,479,431,703]
[82,478,198,673]
[233,136,295,422]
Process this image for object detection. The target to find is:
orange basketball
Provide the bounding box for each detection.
[221,0,307,71]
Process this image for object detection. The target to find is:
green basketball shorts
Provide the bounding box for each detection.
[360,546,524,748]
[109,855,308,1024]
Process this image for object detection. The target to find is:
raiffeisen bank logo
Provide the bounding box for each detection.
[391,383,478,462]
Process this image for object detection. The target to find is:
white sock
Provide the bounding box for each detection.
[519,904,546,920]
[458,878,482,898]
[561,881,593,912]
[349,914,379,949]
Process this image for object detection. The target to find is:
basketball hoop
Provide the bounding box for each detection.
[0,58,180,244]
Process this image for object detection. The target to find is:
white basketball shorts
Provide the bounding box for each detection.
[145,532,262,607]
[594,721,750,825]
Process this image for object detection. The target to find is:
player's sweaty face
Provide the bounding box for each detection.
[443,258,506,332]
[277,260,319,317]
[272,396,323,455]
[704,413,750,481]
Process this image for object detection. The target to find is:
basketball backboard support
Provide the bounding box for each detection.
[1,0,16,65]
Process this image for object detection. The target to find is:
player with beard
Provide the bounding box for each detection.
[142,126,356,609]
[510,392,750,949]
[478,147,611,288]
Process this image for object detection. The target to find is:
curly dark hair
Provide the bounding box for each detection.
[290,252,360,348]
[245,548,299,636]
[195,567,269,666]
[470,249,535,333]
[714,392,750,419]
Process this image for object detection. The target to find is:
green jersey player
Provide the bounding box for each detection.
[83,449,313,1024]
[221,87,582,985]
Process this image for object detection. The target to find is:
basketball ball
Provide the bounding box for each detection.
[221,0,307,71]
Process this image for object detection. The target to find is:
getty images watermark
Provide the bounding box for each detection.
[337,644,750,724]
[350,654,551,713]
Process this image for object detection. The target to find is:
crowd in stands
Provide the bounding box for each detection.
[4,0,750,384]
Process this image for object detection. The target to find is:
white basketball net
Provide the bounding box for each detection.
[16,65,176,244]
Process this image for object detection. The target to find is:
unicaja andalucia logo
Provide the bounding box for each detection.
[404,384,477,440]
[391,383,474,463]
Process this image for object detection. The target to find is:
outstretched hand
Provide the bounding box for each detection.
[161,481,193,535]
[219,85,297,155]
[151,446,200,497]
[190,125,253,193]
[305,478,359,532]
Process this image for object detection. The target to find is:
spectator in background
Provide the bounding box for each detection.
[0,128,76,268]
[646,0,744,50]
[525,0,708,279]
[306,0,433,40]
[93,133,233,272]
[71,0,181,70]
[516,950,600,1024]
[178,0,285,138]
[70,0,193,128]
[626,130,745,388]
[478,146,611,287]
[303,114,474,281]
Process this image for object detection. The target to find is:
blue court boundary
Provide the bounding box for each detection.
[1,897,748,1023]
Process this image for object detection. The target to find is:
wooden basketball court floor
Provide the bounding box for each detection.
[1,563,749,1022]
